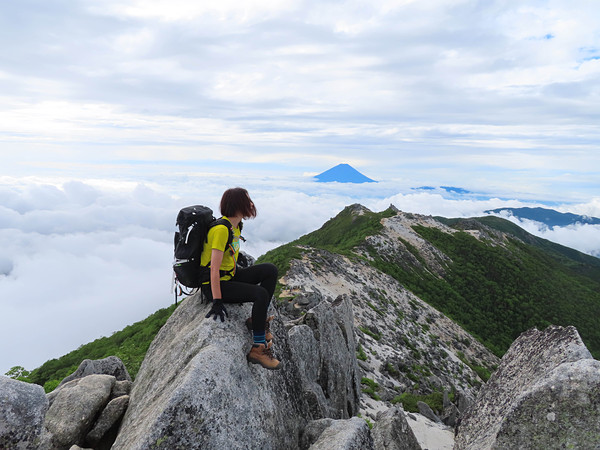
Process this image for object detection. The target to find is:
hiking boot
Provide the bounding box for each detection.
[247,341,281,370]
[245,315,274,342]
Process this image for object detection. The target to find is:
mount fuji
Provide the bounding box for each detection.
[314,163,376,183]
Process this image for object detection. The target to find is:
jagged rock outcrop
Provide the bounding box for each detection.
[113,291,361,449]
[371,406,422,450]
[289,296,360,418]
[57,355,131,388]
[0,376,48,449]
[455,325,600,449]
[303,417,373,449]
[1,358,132,450]
[40,367,132,450]
[43,374,116,448]
[85,394,129,447]
[417,401,441,423]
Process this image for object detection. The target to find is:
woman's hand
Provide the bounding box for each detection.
[205,298,228,322]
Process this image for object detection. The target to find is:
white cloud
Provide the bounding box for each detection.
[490,212,600,257]
[91,0,299,24]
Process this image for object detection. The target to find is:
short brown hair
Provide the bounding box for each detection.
[220,187,257,219]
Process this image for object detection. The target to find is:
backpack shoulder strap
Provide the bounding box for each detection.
[204,218,237,281]
[210,218,234,248]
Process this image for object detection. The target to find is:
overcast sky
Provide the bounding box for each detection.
[1,0,599,199]
[1,0,599,375]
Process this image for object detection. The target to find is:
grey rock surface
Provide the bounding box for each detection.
[57,356,131,388]
[300,418,335,449]
[371,406,422,450]
[417,401,441,423]
[308,417,374,450]
[110,379,132,399]
[113,292,361,449]
[455,390,474,416]
[292,295,361,419]
[43,374,115,449]
[441,402,459,428]
[86,394,129,445]
[493,358,600,449]
[0,376,48,450]
[455,325,600,449]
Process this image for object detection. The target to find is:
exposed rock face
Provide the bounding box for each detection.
[113,291,361,449]
[406,413,454,450]
[289,296,361,419]
[30,357,133,450]
[57,356,131,388]
[306,417,374,449]
[43,374,116,449]
[85,394,129,446]
[371,406,422,450]
[300,418,336,449]
[417,401,441,423]
[0,376,48,450]
[455,325,600,449]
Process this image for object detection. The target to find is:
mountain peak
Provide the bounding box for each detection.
[314,163,376,183]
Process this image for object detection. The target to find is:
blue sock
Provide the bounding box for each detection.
[253,332,267,346]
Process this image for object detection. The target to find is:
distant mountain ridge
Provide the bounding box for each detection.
[413,186,472,194]
[314,163,376,183]
[485,206,600,228]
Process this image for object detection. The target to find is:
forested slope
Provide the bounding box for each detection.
[260,205,600,359]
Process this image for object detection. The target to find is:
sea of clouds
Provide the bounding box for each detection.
[1,176,598,375]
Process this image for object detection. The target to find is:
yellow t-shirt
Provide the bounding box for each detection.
[200,217,241,281]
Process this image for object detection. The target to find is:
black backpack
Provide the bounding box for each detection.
[172,205,234,302]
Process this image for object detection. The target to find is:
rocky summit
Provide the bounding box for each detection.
[113,291,361,449]
[2,204,599,449]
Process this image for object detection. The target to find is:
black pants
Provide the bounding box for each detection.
[201,263,277,334]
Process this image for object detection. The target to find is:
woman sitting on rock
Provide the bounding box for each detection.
[201,187,281,370]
